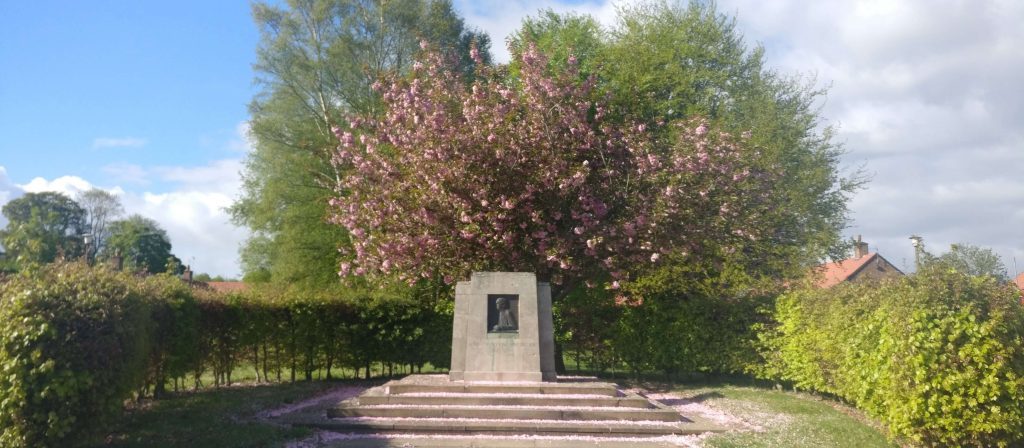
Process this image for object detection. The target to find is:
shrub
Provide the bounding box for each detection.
[140,274,200,397]
[0,263,151,447]
[764,267,1024,446]
[0,263,455,445]
[610,261,773,378]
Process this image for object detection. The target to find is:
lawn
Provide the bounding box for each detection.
[665,384,896,448]
[93,380,376,448]
[92,377,894,448]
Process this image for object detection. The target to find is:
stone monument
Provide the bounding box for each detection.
[449,272,556,382]
[279,272,724,443]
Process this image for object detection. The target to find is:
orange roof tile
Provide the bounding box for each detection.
[815,253,880,288]
[205,281,248,293]
[1015,272,1024,291]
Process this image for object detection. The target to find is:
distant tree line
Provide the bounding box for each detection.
[0,189,181,274]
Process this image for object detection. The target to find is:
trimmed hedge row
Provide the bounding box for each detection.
[761,267,1024,447]
[0,262,450,448]
[4,262,1022,447]
[556,263,772,378]
[0,264,151,447]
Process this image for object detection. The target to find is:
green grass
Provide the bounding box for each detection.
[91,380,368,448]
[662,380,897,448]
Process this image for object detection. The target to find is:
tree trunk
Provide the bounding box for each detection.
[550,282,574,375]
[253,346,261,382]
[262,343,270,382]
[554,342,567,374]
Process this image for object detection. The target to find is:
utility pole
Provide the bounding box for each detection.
[910,235,924,271]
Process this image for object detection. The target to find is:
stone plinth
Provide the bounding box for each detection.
[449,272,556,382]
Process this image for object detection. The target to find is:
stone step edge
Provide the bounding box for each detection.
[293,417,722,436]
[304,433,692,448]
[328,406,684,422]
[386,384,620,397]
[357,395,653,408]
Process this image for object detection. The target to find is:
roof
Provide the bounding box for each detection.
[204,281,249,293]
[1015,272,1024,291]
[814,252,902,288]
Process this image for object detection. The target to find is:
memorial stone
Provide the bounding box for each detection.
[449,272,556,382]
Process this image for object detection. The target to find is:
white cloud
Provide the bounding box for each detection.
[712,0,1024,276]
[123,188,247,278]
[0,166,19,207]
[0,166,23,232]
[155,159,243,195]
[227,121,255,153]
[92,137,148,149]
[20,175,96,196]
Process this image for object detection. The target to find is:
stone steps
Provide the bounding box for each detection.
[356,393,653,408]
[301,416,713,436]
[279,375,729,439]
[386,381,616,397]
[308,434,688,448]
[328,403,684,422]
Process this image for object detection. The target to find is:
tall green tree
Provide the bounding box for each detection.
[511,1,862,280]
[103,215,175,274]
[231,0,490,287]
[76,188,124,259]
[0,192,87,265]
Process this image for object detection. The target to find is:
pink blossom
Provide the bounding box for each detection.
[327,44,778,287]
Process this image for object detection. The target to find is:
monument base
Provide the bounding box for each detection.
[456,371,548,382]
[449,273,557,383]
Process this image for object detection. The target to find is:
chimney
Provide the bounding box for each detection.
[854,235,870,259]
[111,249,124,271]
[183,265,193,285]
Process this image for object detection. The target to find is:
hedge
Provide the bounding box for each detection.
[761,267,1024,447]
[0,263,151,447]
[6,261,1023,447]
[0,262,451,448]
[556,261,774,378]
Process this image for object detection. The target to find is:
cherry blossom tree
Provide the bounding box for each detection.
[329,43,778,290]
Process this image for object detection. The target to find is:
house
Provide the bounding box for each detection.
[1014,272,1024,296]
[179,265,248,293]
[815,236,904,288]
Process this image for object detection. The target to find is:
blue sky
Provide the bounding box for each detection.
[2,0,1023,278]
[1,1,256,191]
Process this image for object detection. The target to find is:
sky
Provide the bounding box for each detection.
[1,0,1022,278]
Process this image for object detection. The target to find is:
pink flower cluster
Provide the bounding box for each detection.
[329,43,778,287]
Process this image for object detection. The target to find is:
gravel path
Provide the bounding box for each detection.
[259,385,369,419]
